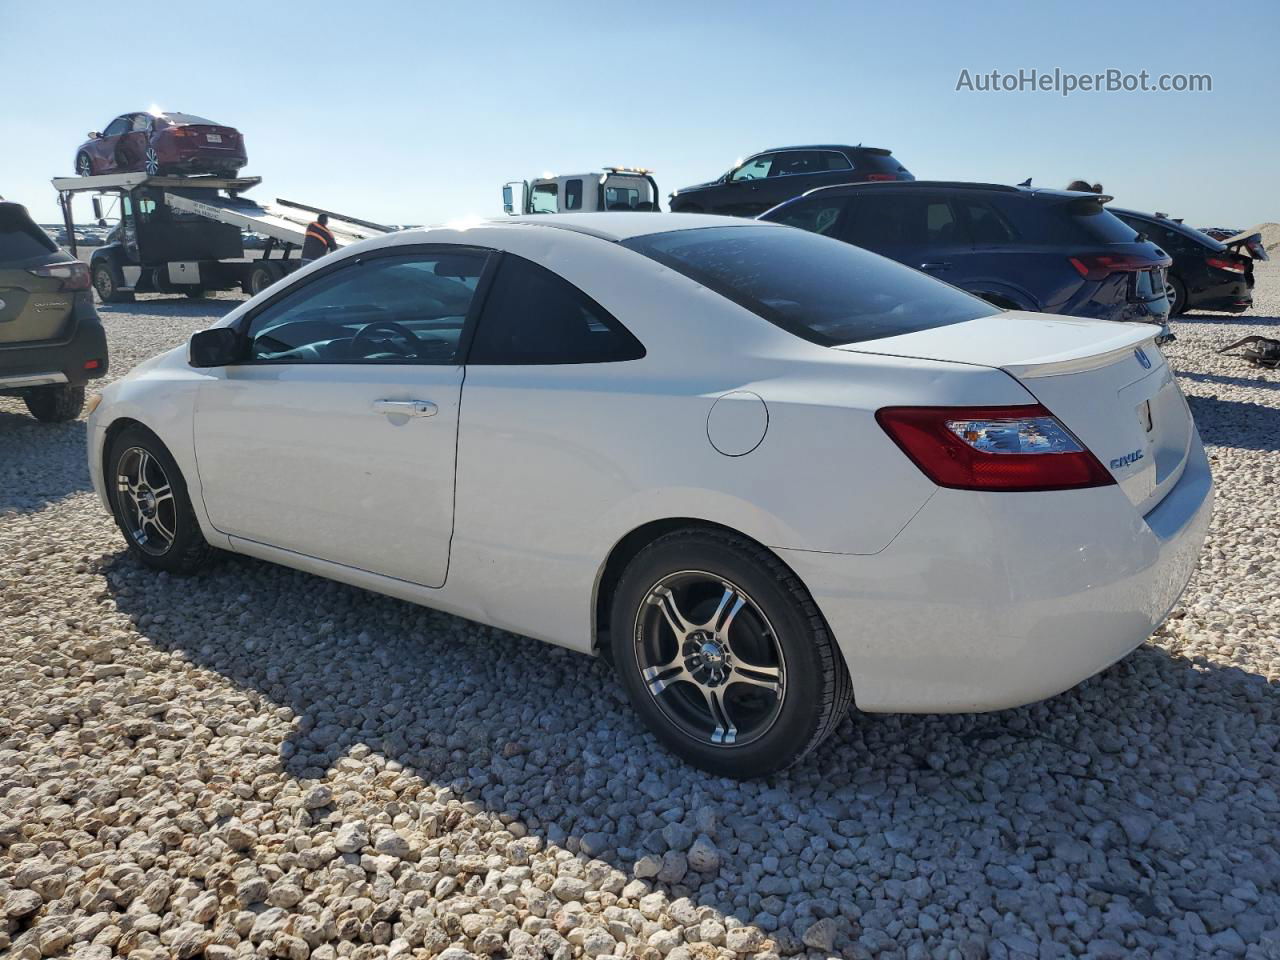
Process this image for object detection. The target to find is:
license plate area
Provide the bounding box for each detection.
[206,133,222,143]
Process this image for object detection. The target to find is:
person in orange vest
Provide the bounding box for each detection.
[301,213,338,264]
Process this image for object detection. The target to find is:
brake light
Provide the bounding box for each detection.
[876,404,1115,492]
[28,261,90,291]
[1206,256,1246,274]
[1068,253,1160,281]
[863,173,897,182]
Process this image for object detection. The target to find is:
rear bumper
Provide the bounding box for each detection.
[0,302,108,392]
[780,432,1213,713]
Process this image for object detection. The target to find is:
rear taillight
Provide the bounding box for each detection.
[863,173,897,182]
[876,404,1115,492]
[28,261,90,291]
[1068,253,1160,281]
[1206,255,1247,274]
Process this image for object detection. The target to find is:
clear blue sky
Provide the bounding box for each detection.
[2,0,1275,228]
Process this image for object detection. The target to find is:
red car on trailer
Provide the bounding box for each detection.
[75,112,247,178]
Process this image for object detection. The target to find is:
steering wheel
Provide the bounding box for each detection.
[350,320,418,358]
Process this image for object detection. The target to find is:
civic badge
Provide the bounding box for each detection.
[1134,347,1152,369]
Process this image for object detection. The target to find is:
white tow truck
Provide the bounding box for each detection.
[51,172,394,303]
[502,167,661,215]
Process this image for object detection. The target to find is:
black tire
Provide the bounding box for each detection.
[106,426,214,575]
[609,528,853,778]
[1166,275,1187,316]
[245,263,278,296]
[184,289,207,300]
[93,263,134,304]
[24,384,85,422]
[76,152,94,177]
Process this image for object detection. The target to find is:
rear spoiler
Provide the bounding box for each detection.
[1222,225,1271,262]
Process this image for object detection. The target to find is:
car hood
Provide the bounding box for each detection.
[672,179,721,195]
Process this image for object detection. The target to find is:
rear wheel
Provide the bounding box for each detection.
[144,147,161,176]
[76,152,94,177]
[107,426,213,574]
[1166,275,1187,316]
[245,262,278,296]
[93,263,134,304]
[609,528,852,778]
[25,384,85,422]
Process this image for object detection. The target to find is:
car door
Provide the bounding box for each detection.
[192,246,492,588]
[94,116,131,172]
[841,192,971,278]
[717,153,779,216]
[116,113,153,171]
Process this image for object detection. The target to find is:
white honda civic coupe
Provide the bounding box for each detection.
[87,213,1212,777]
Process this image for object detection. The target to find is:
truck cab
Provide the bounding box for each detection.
[503,168,661,214]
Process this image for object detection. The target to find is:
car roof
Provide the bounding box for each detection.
[1110,207,1223,246]
[480,212,782,242]
[759,144,893,155]
[788,180,1112,202]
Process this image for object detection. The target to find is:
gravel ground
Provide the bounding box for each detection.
[1,276,1279,960]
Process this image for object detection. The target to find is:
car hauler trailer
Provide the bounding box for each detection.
[503,167,661,215]
[51,172,394,303]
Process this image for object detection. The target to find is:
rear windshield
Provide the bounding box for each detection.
[0,205,59,262]
[621,225,997,346]
[159,113,219,126]
[852,151,910,175]
[1063,199,1139,243]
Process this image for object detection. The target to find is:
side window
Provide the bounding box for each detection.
[923,199,961,244]
[468,255,645,365]
[103,117,130,137]
[564,179,583,211]
[131,114,153,132]
[245,251,488,364]
[773,151,821,177]
[530,183,558,214]
[958,199,1018,245]
[842,194,916,247]
[819,151,853,172]
[769,198,848,236]
[730,154,776,182]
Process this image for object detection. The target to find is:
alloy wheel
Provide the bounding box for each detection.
[144,148,160,175]
[116,447,177,555]
[1165,281,1182,315]
[633,570,786,747]
[76,154,93,177]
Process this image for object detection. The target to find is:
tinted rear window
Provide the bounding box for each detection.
[0,206,59,262]
[1063,199,1139,243]
[621,225,997,346]
[160,113,219,126]
[852,151,909,175]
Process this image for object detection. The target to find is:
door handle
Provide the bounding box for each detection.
[919,262,952,270]
[372,399,437,418]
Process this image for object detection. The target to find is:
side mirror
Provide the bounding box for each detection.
[189,327,244,368]
[91,197,103,221]
[88,131,101,140]
[502,180,529,215]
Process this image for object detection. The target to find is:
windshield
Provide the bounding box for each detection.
[621,225,997,346]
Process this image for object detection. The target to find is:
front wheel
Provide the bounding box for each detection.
[25,384,85,422]
[106,426,213,574]
[93,264,134,304]
[76,152,94,177]
[144,147,161,176]
[609,528,852,778]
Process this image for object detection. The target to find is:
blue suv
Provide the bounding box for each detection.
[761,181,1173,336]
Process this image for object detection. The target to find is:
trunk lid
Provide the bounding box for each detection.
[842,312,1194,514]
[181,124,242,151]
